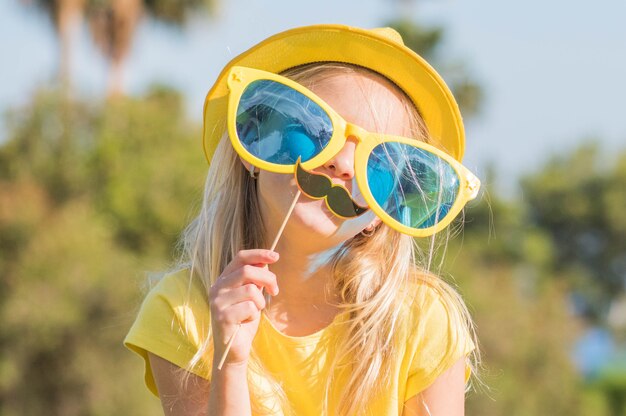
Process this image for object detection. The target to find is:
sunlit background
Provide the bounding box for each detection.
[1,0,625,414]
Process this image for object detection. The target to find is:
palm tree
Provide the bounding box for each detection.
[32,0,85,93]
[28,0,219,97]
[85,0,142,97]
[86,0,219,97]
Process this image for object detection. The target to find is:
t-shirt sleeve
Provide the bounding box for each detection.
[123,270,212,397]
[404,283,476,401]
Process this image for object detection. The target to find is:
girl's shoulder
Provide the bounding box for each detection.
[400,268,476,391]
[145,266,209,305]
[402,269,453,312]
[128,267,211,347]
[400,268,473,346]
[124,267,212,396]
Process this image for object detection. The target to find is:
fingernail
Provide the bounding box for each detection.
[270,251,279,260]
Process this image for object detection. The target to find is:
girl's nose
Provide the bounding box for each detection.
[323,137,357,180]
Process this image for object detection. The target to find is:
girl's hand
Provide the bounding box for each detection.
[208,249,280,368]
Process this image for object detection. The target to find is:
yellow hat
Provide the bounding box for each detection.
[202,24,465,163]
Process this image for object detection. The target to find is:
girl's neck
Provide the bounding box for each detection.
[264,243,343,336]
[268,239,341,306]
[257,229,345,337]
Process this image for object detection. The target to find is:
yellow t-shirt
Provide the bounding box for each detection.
[124,269,474,415]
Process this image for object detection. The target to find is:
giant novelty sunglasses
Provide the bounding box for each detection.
[226,66,480,237]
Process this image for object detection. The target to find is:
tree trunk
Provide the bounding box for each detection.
[55,0,84,95]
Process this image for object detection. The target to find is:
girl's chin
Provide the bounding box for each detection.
[289,200,369,241]
[291,202,343,235]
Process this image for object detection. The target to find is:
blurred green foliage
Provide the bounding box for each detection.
[0,87,205,415]
[521,145,626,322]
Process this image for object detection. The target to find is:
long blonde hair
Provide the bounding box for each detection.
[179,62,480,415]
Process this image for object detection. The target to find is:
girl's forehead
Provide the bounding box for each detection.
[304,71,413,137]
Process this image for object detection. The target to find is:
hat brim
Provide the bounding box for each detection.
[202,24,465,163]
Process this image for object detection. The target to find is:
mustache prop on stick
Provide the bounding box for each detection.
[295,159,369,218]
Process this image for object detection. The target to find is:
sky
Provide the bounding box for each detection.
[2,0,626,194]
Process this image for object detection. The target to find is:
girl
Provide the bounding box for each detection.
[125,24,480,416]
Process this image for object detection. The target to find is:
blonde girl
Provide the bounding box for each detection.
[125,25,480,416]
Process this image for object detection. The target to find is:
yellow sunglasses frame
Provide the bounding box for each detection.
[226,66,480,237]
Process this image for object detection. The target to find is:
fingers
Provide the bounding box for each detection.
[208,249,280,335]
[221,249,279,276]
[214,262,279,297]
[211,284,267,313]
[210,285,266,329]
[218,300,262,325]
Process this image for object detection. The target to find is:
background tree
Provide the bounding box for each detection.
[29,0,85,92]
[29,0,219,96]
[521,145,626,321]
[0,86,205,415]
[86,0,219,96]
[388,18,484,118]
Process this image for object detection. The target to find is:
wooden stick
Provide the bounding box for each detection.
[217,323,241,370]
[216,190,301,370]
[270,190,301,251]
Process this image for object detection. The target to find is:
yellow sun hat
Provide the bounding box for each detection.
[202,24,465,163]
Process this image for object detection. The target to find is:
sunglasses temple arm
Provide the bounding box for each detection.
[216,190,301,370]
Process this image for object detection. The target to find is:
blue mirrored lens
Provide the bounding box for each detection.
[236,80,333,165]
[366,142,460,230]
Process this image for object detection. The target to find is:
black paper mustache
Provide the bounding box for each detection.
[295,158,369,218]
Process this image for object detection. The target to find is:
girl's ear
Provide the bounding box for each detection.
[239,157,260,178]
[238,156,252,171]
[365,218,382,231]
